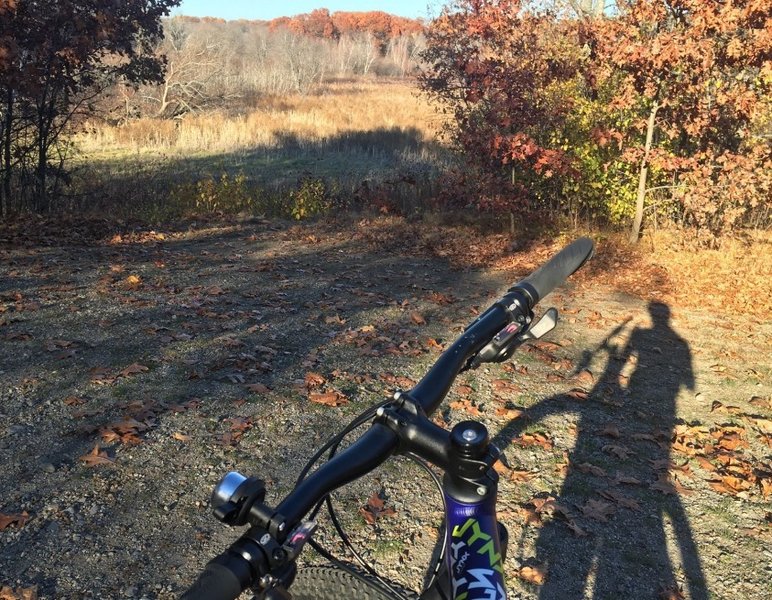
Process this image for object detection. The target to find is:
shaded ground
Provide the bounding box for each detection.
[0,217,770,599]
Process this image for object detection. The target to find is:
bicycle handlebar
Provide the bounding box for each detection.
[510,237,594,307]
[181,553,252,600]
[183,237,594,599]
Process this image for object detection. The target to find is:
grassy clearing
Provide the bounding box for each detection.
[71,79,449,222]
[79,79,443,155]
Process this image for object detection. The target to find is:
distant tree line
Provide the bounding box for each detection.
[104,13,426,121]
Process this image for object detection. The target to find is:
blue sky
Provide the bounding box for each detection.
[173,1,435,21]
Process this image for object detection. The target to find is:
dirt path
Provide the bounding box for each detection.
[1,218,769,599]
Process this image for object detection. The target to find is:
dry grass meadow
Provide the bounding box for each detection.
[71,79,450,221]
[79,79,443,155]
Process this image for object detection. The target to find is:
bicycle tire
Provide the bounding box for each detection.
[289,565,419,600]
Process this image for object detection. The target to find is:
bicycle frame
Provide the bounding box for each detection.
[442,489,506,600]
[399,413,507,600]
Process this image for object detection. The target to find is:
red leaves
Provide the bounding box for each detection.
[100,418,149,446]
[577,462,607,477]
[89,363,149,385]
[671,421,769,499]
[650,474,690,496]
[305,371,326,390]
[449,398,481,416]
[602,443,634,460]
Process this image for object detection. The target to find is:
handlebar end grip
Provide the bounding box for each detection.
[181,553,251,600]
[511,237,594,306]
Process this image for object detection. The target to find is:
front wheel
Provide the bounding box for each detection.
[289,565,418,600]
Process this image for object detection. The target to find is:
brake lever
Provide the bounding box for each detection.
[467,308,559,369]
[519,307,559,342]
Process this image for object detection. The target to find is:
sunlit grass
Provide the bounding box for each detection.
[77,79,445,156]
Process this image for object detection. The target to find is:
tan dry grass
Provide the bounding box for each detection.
[78,79,444,156]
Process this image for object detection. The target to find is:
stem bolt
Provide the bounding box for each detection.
[462,429,478,442]
[476,486,487,496]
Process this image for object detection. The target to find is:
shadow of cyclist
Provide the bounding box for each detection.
[497,302,708,599]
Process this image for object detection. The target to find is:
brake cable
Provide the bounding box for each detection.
[294,397,449,599]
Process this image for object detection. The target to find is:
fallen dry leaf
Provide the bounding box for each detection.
[120,363,149,377]
[359,492,396,526]
[518,565,547,585]
[449,398,482,416]
[527,496,574,520]
[0,586,37,600]
[599,424,621,438]
[599,489,641,511]
[566,519,588,537]
[305,371,326,389]
[425,338,443,350]
[566,388,589,401]
[695,456,717,472]
[410,312,426,325]
[493,460,536,483]
[495,406,524,419]
[172,432,191,442]
[580,498,616,522]
[513,432,553,451]
[575,369,594,384]
[79,443,114,467]
[651,473,690,496]
[309,390,348,407]
[0,512,30,531]
[658,583,686,600]
[577,462,607,477]
[603,443,634,459]
[245,382,270,394]
[711,400,741,414]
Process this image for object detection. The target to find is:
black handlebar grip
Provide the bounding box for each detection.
[181,553,252,600]
[511,237,594,307]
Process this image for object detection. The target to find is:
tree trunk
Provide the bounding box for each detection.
[1,87,12,219]
[630,100,659,244]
